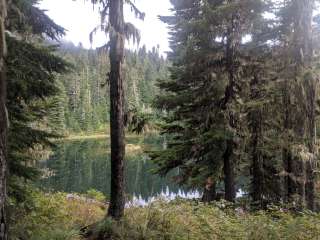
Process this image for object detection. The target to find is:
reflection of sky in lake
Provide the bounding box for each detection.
[127,187,201,207]
[38,135,198,202]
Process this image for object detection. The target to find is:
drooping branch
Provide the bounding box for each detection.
[8,0,65,40]
[88,0,144,46]
[124,22,140,44]
[125,0,145,20]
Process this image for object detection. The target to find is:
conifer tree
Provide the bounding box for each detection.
[5,0,68,212]
[108,0,126,219]
[291,0,316,211]
[89,0,144,219]
[239,0,319,208]
[272,0,317,209]
[0,0,68,237]
[154,0,269,203]
[238,0,283,207]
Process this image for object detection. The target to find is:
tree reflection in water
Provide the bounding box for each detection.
[38,135,198,202]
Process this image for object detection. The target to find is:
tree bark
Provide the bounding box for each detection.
[107,0,126,220]
[223,140,236,202]
[0,0,7,238]
[282,83,296,203]
[202,178,216,202]
[222,10,241,203]
[251,132,264,206]
[250,76,264,207]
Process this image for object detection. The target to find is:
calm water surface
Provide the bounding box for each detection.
[38,135,200,204]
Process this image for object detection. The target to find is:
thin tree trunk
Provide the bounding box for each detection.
[252,137,264,206]
[0,0,7,238]
[107,0,126,220]
[248,73,265,207]
[223,140,236,202]
[202,187,216,203]
[282,84,295,203]
[202,178,216,202]
[222,10,240,203]
[250,93,264,206]
[306,79,316,210]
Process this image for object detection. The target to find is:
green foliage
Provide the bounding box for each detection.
[153,0,266,192]
[11,192,320,240]
[10,189,104,240]
[86,199,320,240]
[153,0,320,208]
[86,189,107,202]
[6,0,72,233]
[8,0,65,39]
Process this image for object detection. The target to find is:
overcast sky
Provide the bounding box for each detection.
[39,0,172,54]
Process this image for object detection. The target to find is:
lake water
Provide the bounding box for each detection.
[38,134,200,205]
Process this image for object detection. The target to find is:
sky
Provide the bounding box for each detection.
[39,0,172,54]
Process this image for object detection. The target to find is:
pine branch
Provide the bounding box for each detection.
[124,0,145,20]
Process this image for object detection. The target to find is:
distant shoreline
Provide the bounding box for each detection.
[64,133,109,141]
[59,132,154,142]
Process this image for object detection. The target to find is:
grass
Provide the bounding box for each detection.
[10,190,106,240]
[11,190,320,240]
[88,200,320,240]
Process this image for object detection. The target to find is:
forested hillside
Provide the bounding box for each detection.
[54,43,168,133]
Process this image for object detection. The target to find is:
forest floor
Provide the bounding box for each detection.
[11,190,320,240]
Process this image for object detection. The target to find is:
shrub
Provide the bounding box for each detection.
[10,190,104,240]
[86,189,107,202]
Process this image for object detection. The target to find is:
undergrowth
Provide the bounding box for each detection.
[10,189,105,240]
[88,199,320,240]
[10,190,320,240]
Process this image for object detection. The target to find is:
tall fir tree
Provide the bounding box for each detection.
[89,0,144,220]
[5,1,69,232]
[107,0,127,220]
[268,0,319,209]
[154,0,270,203]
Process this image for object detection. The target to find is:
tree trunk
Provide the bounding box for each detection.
[306,79,316,210]
[223,140,236,202]
[0,0,7,238]
[202,178,216,202]
[107,0,126,220]
[247,73,266,207]
[222,11,241,203]
[252,140,263,207]
[250,108,264,205]
[282,84,296,203]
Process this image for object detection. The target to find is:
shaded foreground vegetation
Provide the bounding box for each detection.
[10,190,320,240]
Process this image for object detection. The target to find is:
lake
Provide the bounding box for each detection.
[38,134,200,205]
